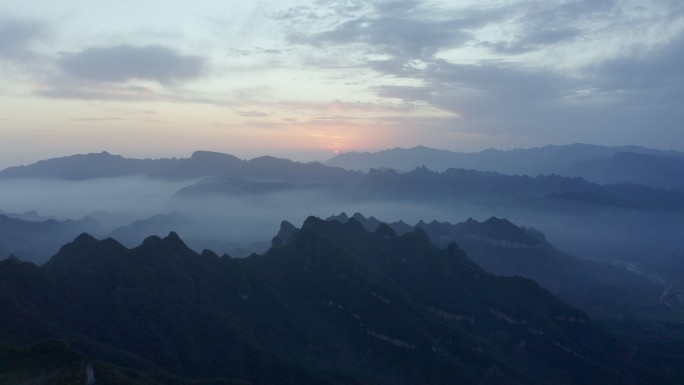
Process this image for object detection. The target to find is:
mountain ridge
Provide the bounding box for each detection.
[326,213,672,320]
[2,220,676,384]
[0,151,361,183]
[327,144,684,190]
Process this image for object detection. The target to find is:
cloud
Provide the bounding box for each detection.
[595,31,684,94]
[484,27,582,54]
[57,45,206,84]
[69,117,124,121]
[285,1,497,63]
[36,78,161,101]
[485,0,614,51]
[297,16,472,60]
[236,110,270,117]
[36,45,208,101]
[276,0,684,149]
[284,99,415,113]
[0,18,45,62]
[226,47,284,57]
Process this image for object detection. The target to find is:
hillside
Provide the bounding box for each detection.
[2,219,678,384]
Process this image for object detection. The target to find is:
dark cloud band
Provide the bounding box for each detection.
[0,18,45,62]
[57,44,206,83]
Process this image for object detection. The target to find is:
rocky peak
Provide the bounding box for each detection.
[271,220,298,247]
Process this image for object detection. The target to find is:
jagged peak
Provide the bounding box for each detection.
[138,232,191,252]
[301,215,324,228]
[272,220,299,248]
[368,167,400,176]
[411,226,429,239]
[344,217,366,232]
[483,216,512,225]
[409,165,435,174]
[375,223,397,238]
[44,233,128,274]
[141,235,163,247]
[200,249,221,259]
[327,212,349,222]
[162,231,189,249]
[302,215,365,234]
[73,232,98,244]
[279,220,297,231]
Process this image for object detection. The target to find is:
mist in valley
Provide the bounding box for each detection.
[2,174,683,270]
[0,176,484,260]
[3,153,684,385]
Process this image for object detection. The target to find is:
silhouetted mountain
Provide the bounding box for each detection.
[235,156,361,183]
[108,212,269,258]
[43,233,128,275]
[329,213,670,320]
[150,150,244,179]
[554,152,684,191]
[0,209,54,222]
[0,151,362,183]
[271,220,297,247]
[360,167,684,210]
[174,164,684,211]
[109,212,193,247]
[0,151,175,180]
[327,144,684,177]
[1,221,678,384]
[0,214,104,264]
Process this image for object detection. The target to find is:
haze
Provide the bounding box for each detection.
[3,2,684,384]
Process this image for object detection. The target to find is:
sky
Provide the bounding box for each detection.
[1,0,683,167]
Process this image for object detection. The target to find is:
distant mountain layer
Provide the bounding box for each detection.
[0,150,362,183]
[172,164,684,211]
[358,167,684,211]
[108,212,269,258]
[168,165,684,264]
[554,152,684,191]
[5,144,684,192]
[326,144,684,190]
[0,214,104,263]
[2,219,679,384]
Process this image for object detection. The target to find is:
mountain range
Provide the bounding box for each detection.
[3,218,683,384]
[4,144,684,192]
[6,148,681,213]
[326,213,676,320]
[327,144,684,191]
[4,148,684,267]
[2,146,684,383]
[0,151,361,183]
[0,214,104,262]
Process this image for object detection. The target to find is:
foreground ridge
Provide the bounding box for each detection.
[0,219,680,384]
